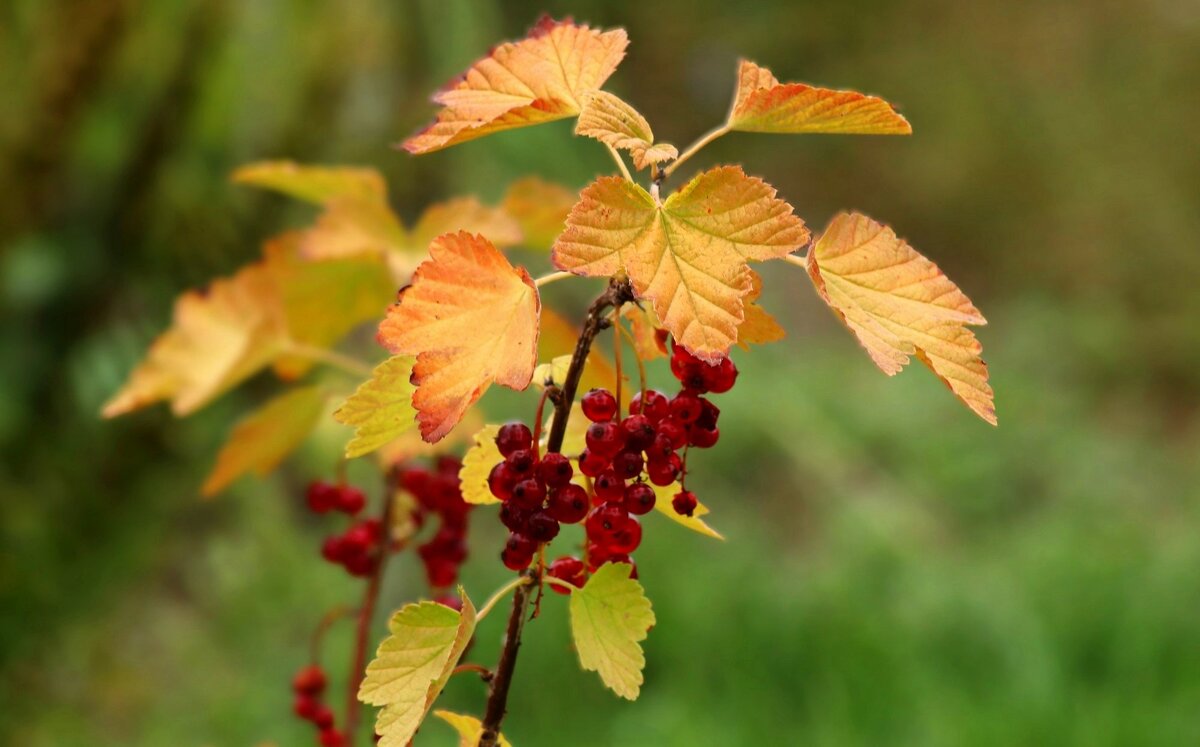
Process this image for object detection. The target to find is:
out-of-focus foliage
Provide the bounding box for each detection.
[2,1,1199,745]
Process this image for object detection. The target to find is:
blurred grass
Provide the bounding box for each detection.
[3,0,1200,744]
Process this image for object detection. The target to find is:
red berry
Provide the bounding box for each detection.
[501,541,534,571]
[593,470,625,502]
[424,557,458,588]
[495,422,533,457]
[546,484,589,524]
[620,414,657,451]
[581,388,618,422]
[528,511,561,542]
[510,478,546,510]
[506,532,536,556]
[608,516,643,554]
[688,425,720,448]
[586,502,629,539]
[294,693,320,720]
[505,448,536,476]
[696,398,720,430]
[399,467,433,497]
[319,728,346,747]
[344,552,376,577]
[672,490,698,517]
[344,524,375,552]
[488,462,517,501]
[499,503,533,533]
[585,421,626,458]
[321,536,348,564]
[670,392,702,424]
[548,556,586,594]
[657,418,688,449]
[293,665,327,695]
[624,483,656,515]
[305,482,338,513]
[630,389,670,422]
[537,452,574,488]
[334,485,366,514]
[613,450,644,480]
[434,593,463,611]
[578,449,609,478]
[701,357,738,393]
[647,454,682,486]
[312,704,335,730]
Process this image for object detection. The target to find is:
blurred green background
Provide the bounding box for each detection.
[3,0,1200,745]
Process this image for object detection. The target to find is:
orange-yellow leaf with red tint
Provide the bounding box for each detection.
[102,262,287,418]
[737,270,786,349]
[621,305,667,362]
[377,232,541,442]
[553,166,809,360]
[728,60,912,135]
[575,91,677,170]
[502,177,577,251]
[402,17,628,154]
[806,212,995,424]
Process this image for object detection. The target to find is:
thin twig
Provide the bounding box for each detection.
[663,124,730,178]
[534,270,573,288]
[604,143,634,182]
[477,576,531,622]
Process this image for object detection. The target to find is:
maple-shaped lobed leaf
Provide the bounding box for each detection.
[360,592,478,747]
[727,60,912,135]
[333,356,419,459]
[502,176,578,251]
[377,232,542,442]
[806,212,995,424]
[433,710,512,747]
[403,17,629,154]
[569,562,655,700]
[553,166,809,361]
[201,386,327,497]
[575,91,678,170]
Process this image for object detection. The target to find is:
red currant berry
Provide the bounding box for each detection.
[586,541,613,570]
[578,449,610,478]
[344,552,376,577]
[548,555,586,594]
[688,425,720,448]
[527,511,561,542]
[305,482,337,513]
[646,432,674,461]
[672,490,698,517]
[585,421,626,458]
[701,356,738,393]
[581,388,618,422]
[505,448,536,476]
[312,704,335,730]
[620,414,657,451]
[334,485,366,514]
[487,462,517,501]
[498,503,533,532]
[424,558,457,588]
[510,478,546,509]
[630,389,670,422]
[593,469,626,502]
[587,502,629,539]
[657,418,688,449]
[321,536,348,564]
[495,422,533,457]
[537,452,574,488]
[624,483,656,515]
[670,391,703,424]
[505,532,536,556]
[318,728,346,747]
[608,516,643,554]
[292,665,327,696]
[696,398,720,430]
[294,693,319,721]
[343,525,374,553]
[613,450,644,480]
[546,484,589,524]
[646,454,682,486]
[501,545,534,571]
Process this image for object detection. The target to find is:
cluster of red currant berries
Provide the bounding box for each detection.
[488,340,738,591]
[396,456,473,609]
[291,664,345,746]
[307,481,384,578]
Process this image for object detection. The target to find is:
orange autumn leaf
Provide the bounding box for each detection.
[727,60,912,135]
[402,17,628,154]
[737,270,786,349]
[806,212,995,424]
[553,166,809,360]
[502,176,577,251]
[575,91,677,170]
[621,305,668,362]
[377,232,541,441]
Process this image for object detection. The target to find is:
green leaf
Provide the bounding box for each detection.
[569,562,655,699]
[360,592,478,747]
[334,357,418,459]
[201,386,326,497]
[457,425,503,505]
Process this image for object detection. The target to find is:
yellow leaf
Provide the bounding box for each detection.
[410,197,523,251]
[575,91,678,170]
[458,425,503,505]
[727,60,912,135]
[333,357,418,459]
[569,562,655,700]
[650,482,724,540]
[807,212,995,424]
[737,270,785,349]
[433,710,513,747]
[102,261,287,418]
[231,160,386,204]
[360,592,478,747]
[502,177,577,251]
[377,232,542,442]
[532,355,573,389]
[554,166,809,360]
[403,17,628,154]
[201,386,326,497]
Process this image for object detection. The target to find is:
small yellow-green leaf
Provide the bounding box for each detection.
[569,562,655,700]
[232,160,386,204]
[334,357,418,459]
[433,710,513,747]
[361,592,478,747]
[532,355,572,389]
[201,386,326,497]
[651,482,724,540]
[458,425,503,505]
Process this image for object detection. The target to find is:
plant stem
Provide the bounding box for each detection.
[783,253,810,270]
[534,270,573,288]
[478,279,635,747]
[344,488,395,742]
[605,143,634,182]
[477,576,531,622]
[287,343,374,378]
[663,124,730,178]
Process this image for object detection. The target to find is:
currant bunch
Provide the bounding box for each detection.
[397,456,474,598]
[319,517,384,578]
[291,664,345,746]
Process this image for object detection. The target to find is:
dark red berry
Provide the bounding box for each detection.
[608,516,643,554]
[321,536,348,564]
[344,524,375,552]
[499,503,533,532]
[425,558,457,588]
[537,452,574,488]
[625,483,656,515]
[344,552,376,577]
[510,478,546,509]
[294,693,319,721]
[646,432,674,461]
[319,728,347,747]
[334,485,366,514]
[630,389,670,422]
[657,418,688,449]
[588,502,629,538]
[495,422,533,457]
[293,665,327,696]
[305,482,338,513]
[488,462,517,501]
[548,555,586,594]
[312,704,335,730]
[696,398,720,430]
[578,449,609,478]
[505,448,536,476]
[585,421,626,458]
[647,454,682,486]
[701,356,738,393]
[613,450,644,480]
[593,470,625,502]
[528,511,561,542]
[581,388,618,422]
[501,545,534,571]
[672,490,698,517]
[546,484,589,524]
[670,391,703,424]
[688,425,720,448]
[620,414,657,451]
[506,532,536,556]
